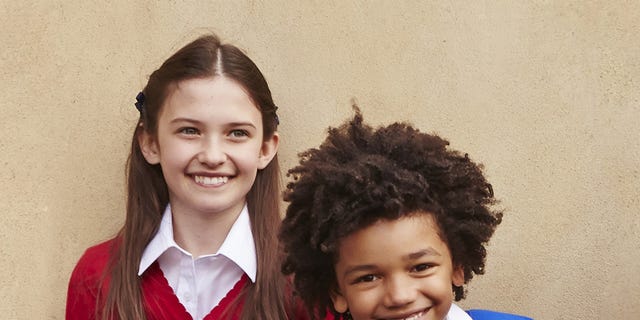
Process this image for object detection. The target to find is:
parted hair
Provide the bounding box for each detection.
[280,107,503,318]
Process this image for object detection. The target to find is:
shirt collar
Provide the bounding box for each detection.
[138,204,257,282]
[219,204,257,282]
[446,303,473,320]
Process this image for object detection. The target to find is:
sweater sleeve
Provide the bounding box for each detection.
[65,240,115,320]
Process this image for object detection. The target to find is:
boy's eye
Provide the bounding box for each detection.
[180,127,199,135]
[354,274,378,284]
[412,263,432,273]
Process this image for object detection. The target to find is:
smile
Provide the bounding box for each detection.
[382,309,427,320]
[194,175,229,186]
[400,311,424,320]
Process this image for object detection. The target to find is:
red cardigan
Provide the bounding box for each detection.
[66,239,310,320]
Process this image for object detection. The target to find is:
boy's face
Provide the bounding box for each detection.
[331,213,464,320]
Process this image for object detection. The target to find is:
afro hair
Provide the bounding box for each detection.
[280,107,503,318]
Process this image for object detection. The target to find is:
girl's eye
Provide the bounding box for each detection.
[230,129,249,138]
[180,127,199,135]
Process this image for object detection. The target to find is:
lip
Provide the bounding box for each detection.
[190,173,233,186]
[189,170,233,178]
[377,307,430,320]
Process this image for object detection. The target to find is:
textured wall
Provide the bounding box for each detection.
[1,1,638,319]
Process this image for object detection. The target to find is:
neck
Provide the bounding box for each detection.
[170,204,245,258]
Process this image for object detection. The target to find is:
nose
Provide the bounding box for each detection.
[197,136,227,166]
[383,275,417,308]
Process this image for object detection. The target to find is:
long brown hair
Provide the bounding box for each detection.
[101,34,287,320]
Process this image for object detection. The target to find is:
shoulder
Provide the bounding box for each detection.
[69,238,118,287]
[467,309,533,320]
[66,238,119,318]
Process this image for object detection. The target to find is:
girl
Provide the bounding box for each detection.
[66,34,301,320]
[280,108,532,320]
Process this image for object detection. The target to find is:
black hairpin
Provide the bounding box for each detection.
[274,105,280,125]
[134,91,145,113]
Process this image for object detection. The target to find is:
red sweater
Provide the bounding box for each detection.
[66,239,310,320]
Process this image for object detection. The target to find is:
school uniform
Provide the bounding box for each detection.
[329,304,531,320]
[465,308,532,320]
[139,204,255,319]
[448,303,532,320]
[66,204,302,320]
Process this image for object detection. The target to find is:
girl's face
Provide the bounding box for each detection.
[331,214,464,320]
[140,76,278,218]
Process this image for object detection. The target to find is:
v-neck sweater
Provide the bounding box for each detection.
[67,239,258,320]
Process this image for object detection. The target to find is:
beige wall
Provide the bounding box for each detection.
[2,1,638,319]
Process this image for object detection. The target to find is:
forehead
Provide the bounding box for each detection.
[167,76,255,106]
[335,214,451,264]
[158,76,261,122]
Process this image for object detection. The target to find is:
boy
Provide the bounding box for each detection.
[280,108,531,320]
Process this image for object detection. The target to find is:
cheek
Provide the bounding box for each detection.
[342,287,380,315]
[159,138,197,159]
[419,275,455,301]
[160,146,191,167]
[234,145,264,169]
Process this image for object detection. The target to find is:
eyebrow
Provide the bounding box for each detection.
[342,264,378,278]
[169,118,257,129]
[169,117,202,125]
[407,247,441,260]
[227,121,257,129]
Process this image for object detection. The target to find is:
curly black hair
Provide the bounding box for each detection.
[279,106,503,318]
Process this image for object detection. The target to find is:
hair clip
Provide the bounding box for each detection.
[274,105,280,125]
[134,91,145,113]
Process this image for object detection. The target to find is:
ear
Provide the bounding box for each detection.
[138,129,161,165]
[330,287,349,314]
[452,265,465,287]
[257,132,279,169]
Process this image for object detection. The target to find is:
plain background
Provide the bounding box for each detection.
[1,1,639,319]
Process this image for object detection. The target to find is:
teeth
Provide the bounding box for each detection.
[395,311,424,320]
[404,312,423,320]
[195,175,228,185]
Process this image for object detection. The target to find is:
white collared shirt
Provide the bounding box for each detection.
[446,303,473,320]
[139,204,257,320]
